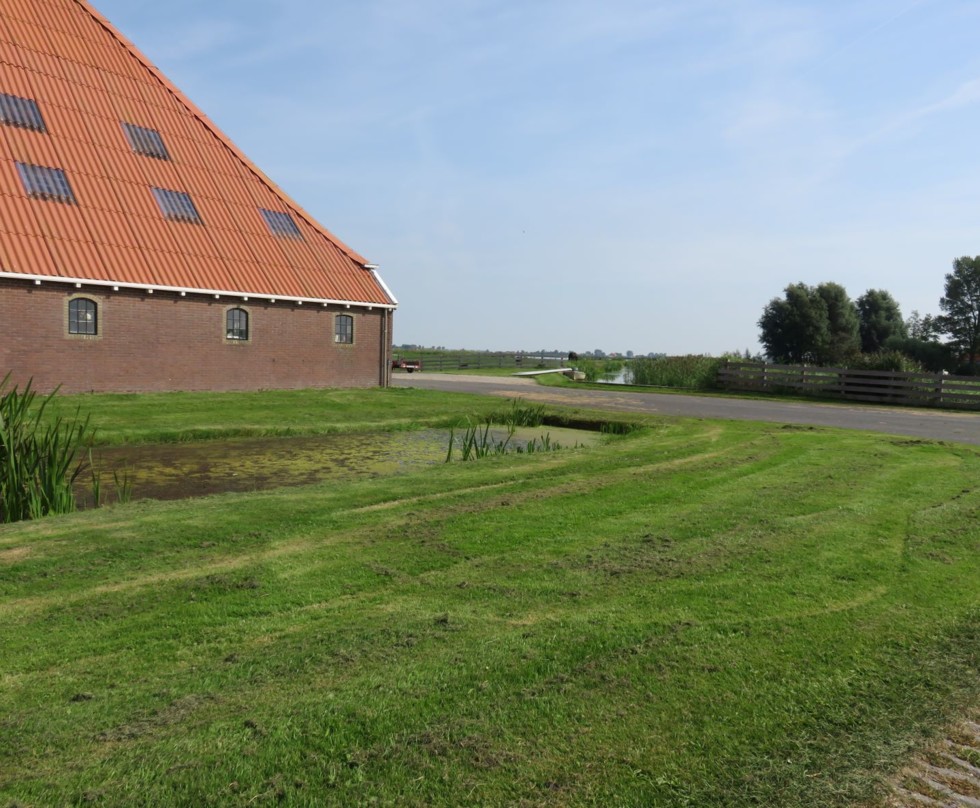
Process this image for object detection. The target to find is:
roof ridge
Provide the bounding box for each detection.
[75,0,370,268]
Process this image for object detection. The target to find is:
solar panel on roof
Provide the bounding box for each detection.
[260,208,303,239]
[152,187,202,224]
[16,162,75,203]
[122,122,169,160]
[0,93,46,132]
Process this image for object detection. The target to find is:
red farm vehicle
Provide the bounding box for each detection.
[392,358,422,373]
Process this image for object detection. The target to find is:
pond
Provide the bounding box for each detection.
[597,367,630,385]
[79,426,600,506]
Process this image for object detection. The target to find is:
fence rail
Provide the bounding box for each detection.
[718,361,980,410]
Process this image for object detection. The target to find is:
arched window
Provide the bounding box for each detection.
[335,314,353,344]
[68,298,97,335]
[226,307,249,340]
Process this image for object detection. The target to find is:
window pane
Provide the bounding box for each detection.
[152,187,202,224]
[17,162,75,203]
[260,208,302,239]
[335,314,353,344]
[122,122,170,160]
[0,93,46,132]
[68,299,97,335]
[226,308,248,340]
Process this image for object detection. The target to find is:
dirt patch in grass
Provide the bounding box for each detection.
[884,709,980,806]
[550,533,698,579]
[97,693,219,743]
[0,546,30,564]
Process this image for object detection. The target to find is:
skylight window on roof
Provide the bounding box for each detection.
[260,209,302,239]
[152,187,202,224]
[122,122,169,160]
[16,162,75,203]
[0,93,46,132]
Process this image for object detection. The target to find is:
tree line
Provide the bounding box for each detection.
[758,256,980,374]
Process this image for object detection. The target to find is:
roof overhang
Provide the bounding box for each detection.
[367,267,399,306]
[1,271,398,310]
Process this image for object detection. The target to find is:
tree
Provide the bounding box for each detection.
[759,283,827,364]
[815,282,861,363]
[890,308,950,372]
[856,289,907,353]
[905,309,941,341]
[938,257,980,373]
[759,282,859,365]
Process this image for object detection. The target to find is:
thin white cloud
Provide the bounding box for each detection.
[839,75,980,161]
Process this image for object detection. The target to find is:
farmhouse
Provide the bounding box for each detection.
[0,0,396,394]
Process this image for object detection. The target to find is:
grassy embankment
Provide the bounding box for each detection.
[1,387,978,806]
[40,387,512,445]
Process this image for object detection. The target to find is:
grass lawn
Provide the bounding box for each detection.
[1,391,978,806]
[40,387,509,445]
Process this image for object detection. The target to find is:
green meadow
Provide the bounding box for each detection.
[40,387,507,445]
[1,388,978,806]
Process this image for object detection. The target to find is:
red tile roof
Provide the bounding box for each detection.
[0,0,395,308]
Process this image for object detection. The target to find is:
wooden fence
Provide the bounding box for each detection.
[718,361,980,410]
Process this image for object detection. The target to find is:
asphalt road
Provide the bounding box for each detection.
[391,373,980,446]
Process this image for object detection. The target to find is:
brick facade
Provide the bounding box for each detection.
[1,278,393,393]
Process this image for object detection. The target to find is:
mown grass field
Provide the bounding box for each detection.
[40,387,508,445]
[1,389,978,806]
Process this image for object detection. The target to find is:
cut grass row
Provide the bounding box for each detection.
[1,400,978,806]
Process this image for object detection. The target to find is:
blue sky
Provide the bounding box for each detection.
[95,0,980,355]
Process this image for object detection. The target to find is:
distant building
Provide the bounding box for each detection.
[0,0,396,393]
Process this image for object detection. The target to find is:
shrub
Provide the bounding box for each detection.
[883,336,954,373]
[848,351,924,373]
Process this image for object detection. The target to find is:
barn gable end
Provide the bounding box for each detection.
[0,0,396,393]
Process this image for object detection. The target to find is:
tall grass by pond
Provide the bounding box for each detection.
[489,398,546,427]
[0,375,91,523]
[88,457,134,508]
[627,354,724,389]
[575,357,625,382]
[446,398,565,461]
[446,422,565,462]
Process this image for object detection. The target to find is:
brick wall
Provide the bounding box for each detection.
[0,278,393,393]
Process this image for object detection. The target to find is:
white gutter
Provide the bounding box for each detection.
[364,265,399,307]
[1,270,397,310]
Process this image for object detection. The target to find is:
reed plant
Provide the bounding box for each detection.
[575,357,625,382]
[89,452,134,508]
[445,423,513,461]
[513,432,565,453]
[113,467,134,504]
[446,418,564,461]
[627,355,724,389]
[0,375,92,523]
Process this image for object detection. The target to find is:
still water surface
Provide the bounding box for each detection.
[81,427,597,505]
